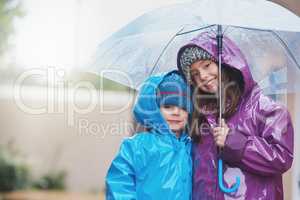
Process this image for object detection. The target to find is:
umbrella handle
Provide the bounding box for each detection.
[218,159,240,193]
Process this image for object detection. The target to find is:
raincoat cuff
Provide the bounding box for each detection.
[221,129,248,163]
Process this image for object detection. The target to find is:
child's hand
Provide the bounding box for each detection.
[212,119,230,148]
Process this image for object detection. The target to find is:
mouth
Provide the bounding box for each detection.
[167,119,183,123]
[166,118,185,126]
[204,77,217,87]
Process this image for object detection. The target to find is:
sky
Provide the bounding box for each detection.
[11,0,184,69]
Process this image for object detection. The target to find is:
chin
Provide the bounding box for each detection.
[170,126,183,132]
[202,89,216,94]
[211,88,218,93]
[208,86,218,93]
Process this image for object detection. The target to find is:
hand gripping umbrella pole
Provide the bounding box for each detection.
[217,25,241,194]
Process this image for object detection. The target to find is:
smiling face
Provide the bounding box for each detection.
[160,105,188,136]
[190,60,219,93]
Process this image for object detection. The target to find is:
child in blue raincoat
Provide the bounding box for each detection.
[106,70,193,200]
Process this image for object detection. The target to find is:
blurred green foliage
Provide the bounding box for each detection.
[0,0,24,82]
[0,0,24,56]
[32,171,66,190]
[0,142,67,192]
[0,144,30,192]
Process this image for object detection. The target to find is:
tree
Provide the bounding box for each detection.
[0,0,23,59]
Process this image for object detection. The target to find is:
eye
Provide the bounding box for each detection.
[205,61,211,68]
[191,71,199,77]
[163,105,172,109]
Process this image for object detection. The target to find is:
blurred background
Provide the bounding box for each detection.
[0,0,299,199]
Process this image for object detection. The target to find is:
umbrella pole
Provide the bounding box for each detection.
[217,25,223,126]
[216,25,240,194]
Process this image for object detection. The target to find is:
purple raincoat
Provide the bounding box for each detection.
[177,32,294,200]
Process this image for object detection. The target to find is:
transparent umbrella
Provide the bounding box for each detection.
[89,0,300,194]
[90,0,300,90]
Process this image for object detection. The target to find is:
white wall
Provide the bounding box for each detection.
[293,93,300,200]
[0,86,136,192]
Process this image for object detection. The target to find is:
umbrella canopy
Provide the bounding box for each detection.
[90,0,300,92]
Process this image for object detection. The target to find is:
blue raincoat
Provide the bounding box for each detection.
[105,71,193,200]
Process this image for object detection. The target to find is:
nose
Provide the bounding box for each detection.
[199,70,209,81]
[172,106,181,115]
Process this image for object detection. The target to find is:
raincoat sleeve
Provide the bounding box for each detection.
[221,98,294,176]
[106,138,137,200]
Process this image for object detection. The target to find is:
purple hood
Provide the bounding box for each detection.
[177,32,294,200]
[177,31,256,95]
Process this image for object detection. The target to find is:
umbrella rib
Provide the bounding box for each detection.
[223,26,230,35]
[217,25,300,70]
[149,24,217,75]
[227,25,281,32]
[149,27,185,75]
[270,30,300,70]
[209,26,218,36]
[176,24,216,36]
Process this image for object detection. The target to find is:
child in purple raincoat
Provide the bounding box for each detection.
[177,32,294,200]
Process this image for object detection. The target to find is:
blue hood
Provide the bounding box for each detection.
[133,70,193,135]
